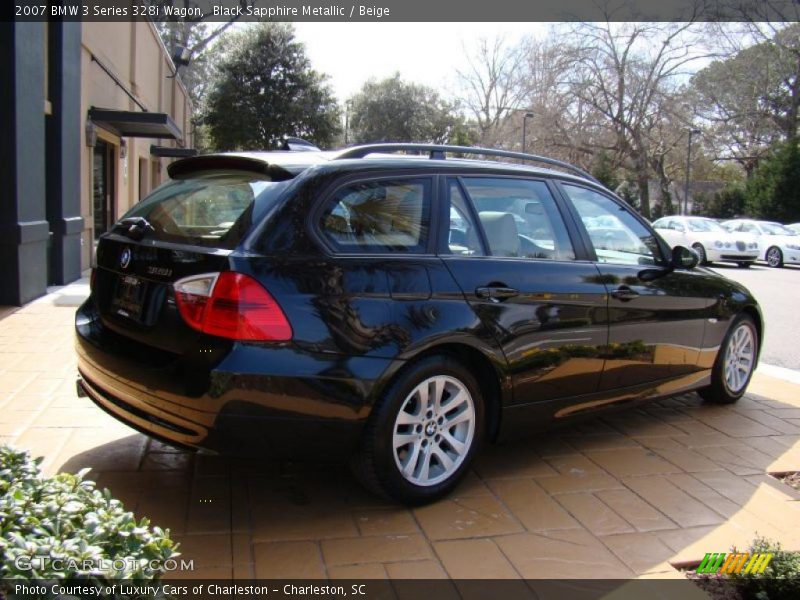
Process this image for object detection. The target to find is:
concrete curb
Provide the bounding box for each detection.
[757,363,800,386]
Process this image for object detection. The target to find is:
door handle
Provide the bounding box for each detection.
[475,286,520,301]
[610,286,639,301]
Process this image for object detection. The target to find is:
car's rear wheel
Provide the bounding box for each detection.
[692,243,708,265]
[352,356,483,504]
[766,246,784,268]
[699,314,758,404]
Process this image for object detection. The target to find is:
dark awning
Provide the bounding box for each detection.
[88,107,182,140]
[150,145,198,158]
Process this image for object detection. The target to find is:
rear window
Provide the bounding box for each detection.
[120,170,289,249]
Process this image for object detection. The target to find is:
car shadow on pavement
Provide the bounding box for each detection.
[58,387,800,580]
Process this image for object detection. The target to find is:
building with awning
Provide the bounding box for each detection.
[1,20,195,305]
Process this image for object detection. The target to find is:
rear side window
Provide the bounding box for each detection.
[121,170,288,249]
[318,178,431,253]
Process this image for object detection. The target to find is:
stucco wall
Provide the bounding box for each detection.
[79,21,192,270]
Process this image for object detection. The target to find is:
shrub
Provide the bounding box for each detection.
[746,141,800,223]
[729,536,800,600]
[693,185,747,219]
[0,445,178,590]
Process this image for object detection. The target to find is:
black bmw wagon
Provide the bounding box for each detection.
[76,144,762,503]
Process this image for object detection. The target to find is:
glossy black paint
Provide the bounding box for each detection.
[75,154,763,458]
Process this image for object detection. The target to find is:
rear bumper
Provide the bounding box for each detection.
[75,300,399,458]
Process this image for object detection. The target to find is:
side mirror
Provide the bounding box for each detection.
[672,245,699,270]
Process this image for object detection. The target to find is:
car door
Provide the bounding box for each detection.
[439,176,609,405]
[558,183,714,390]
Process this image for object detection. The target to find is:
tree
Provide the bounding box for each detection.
[204,23,340,151]
[591,151,621,190]
[745,140,800,222]
[153,2,261,108]
[348,74,465,144]
[692,185,747,219]
[691,23,800,175]
[456,36,530,145]
[156,21,227,110]
[560,21,708,218]
[706,7,800,142]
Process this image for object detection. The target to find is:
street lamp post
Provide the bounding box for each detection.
[522,112,534,154]
[344,100,352,145]
[683,128,701,215]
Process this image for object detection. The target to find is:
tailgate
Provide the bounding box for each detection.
[89,166,291,355]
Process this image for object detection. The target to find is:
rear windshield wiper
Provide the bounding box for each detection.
[113,217,155,241]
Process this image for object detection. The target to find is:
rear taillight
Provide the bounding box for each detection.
[174,272,292,341]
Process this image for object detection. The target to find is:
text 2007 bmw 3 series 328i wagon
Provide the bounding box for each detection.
[76,144,762,504]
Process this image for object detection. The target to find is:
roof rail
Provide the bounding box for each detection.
[333,143,600,184]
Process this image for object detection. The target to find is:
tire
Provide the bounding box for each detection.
[766,246,784,268]
[692,243,708,265]
[698,314,758,404]
[351,355,484,504]
[737,262,753,268]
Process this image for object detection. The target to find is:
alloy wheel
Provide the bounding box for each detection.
[392,375,476,487]
[767,247,782,268]
[693,244,706,264]
[723,323,755,394]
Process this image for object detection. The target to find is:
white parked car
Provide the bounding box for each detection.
[652,216,759,267]
[721,219,800,268]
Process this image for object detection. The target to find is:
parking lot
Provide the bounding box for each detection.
[710,262,800,370]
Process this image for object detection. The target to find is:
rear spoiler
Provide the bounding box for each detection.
[167,155,294,180]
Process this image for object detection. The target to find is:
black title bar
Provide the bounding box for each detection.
[7,0,800,22]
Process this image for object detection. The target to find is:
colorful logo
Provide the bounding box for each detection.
[697,552,773,575]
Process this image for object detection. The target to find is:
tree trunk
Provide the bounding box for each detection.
[787,54,799,142]
[636,165,651,219]
[659,177,673,216]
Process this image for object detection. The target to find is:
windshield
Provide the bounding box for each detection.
[120,171,289,249]
[687,218,724,233]
[761,222,796,236]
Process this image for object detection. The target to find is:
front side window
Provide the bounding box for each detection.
[318,178,431,253]
[761,222,797,236]
[742,223,760,234]
[687,218,723,233]
[652,218,669,230]
[459,178,575,260]
[561,184,664,266]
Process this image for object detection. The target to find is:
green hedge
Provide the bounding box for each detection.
[0,445,178,591]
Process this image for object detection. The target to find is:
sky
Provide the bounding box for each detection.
[291,22,549,102]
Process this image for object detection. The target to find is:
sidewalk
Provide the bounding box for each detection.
[1,280,799,580]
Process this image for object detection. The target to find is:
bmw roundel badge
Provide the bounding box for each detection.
[120,247,132,269]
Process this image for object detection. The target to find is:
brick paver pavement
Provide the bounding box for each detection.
[2,279,800,581]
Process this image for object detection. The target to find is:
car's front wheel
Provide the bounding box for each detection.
[692,243,708,265]
[352,356,484,504]
[766,246,784,268]
[699,314,758,404]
